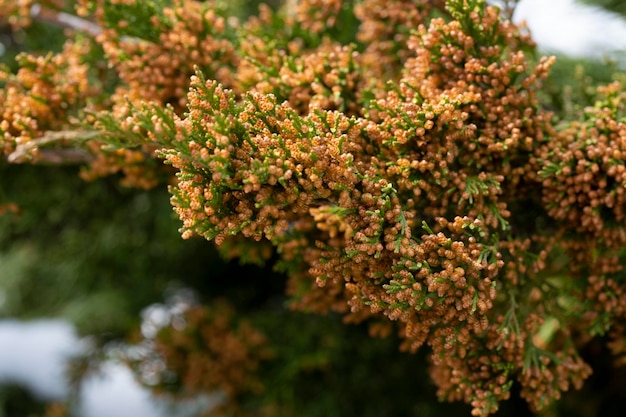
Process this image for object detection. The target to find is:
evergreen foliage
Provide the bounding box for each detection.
[1,1,626,416]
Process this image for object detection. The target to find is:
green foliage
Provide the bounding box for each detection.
[542,55,623,120]
[579,0,626,16]
[248,312,471,417]
[0,162,198,336]
[102,0,174,42]
[2,0,626,416]
[0,22,66,70]
[0,383,46,417]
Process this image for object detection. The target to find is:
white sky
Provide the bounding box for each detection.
[514,0,626,58]
[79,363,172,417]
[0,320,80,400]
[0,319,180,417]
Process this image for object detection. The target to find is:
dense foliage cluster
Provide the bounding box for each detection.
[1,0,626,416]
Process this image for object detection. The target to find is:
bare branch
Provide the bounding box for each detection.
[30,3,103,37]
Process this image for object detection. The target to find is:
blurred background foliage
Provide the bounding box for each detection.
[579,0,626,16]
[1,1,626,417]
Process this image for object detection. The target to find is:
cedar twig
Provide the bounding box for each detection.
[8,130,99,164]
